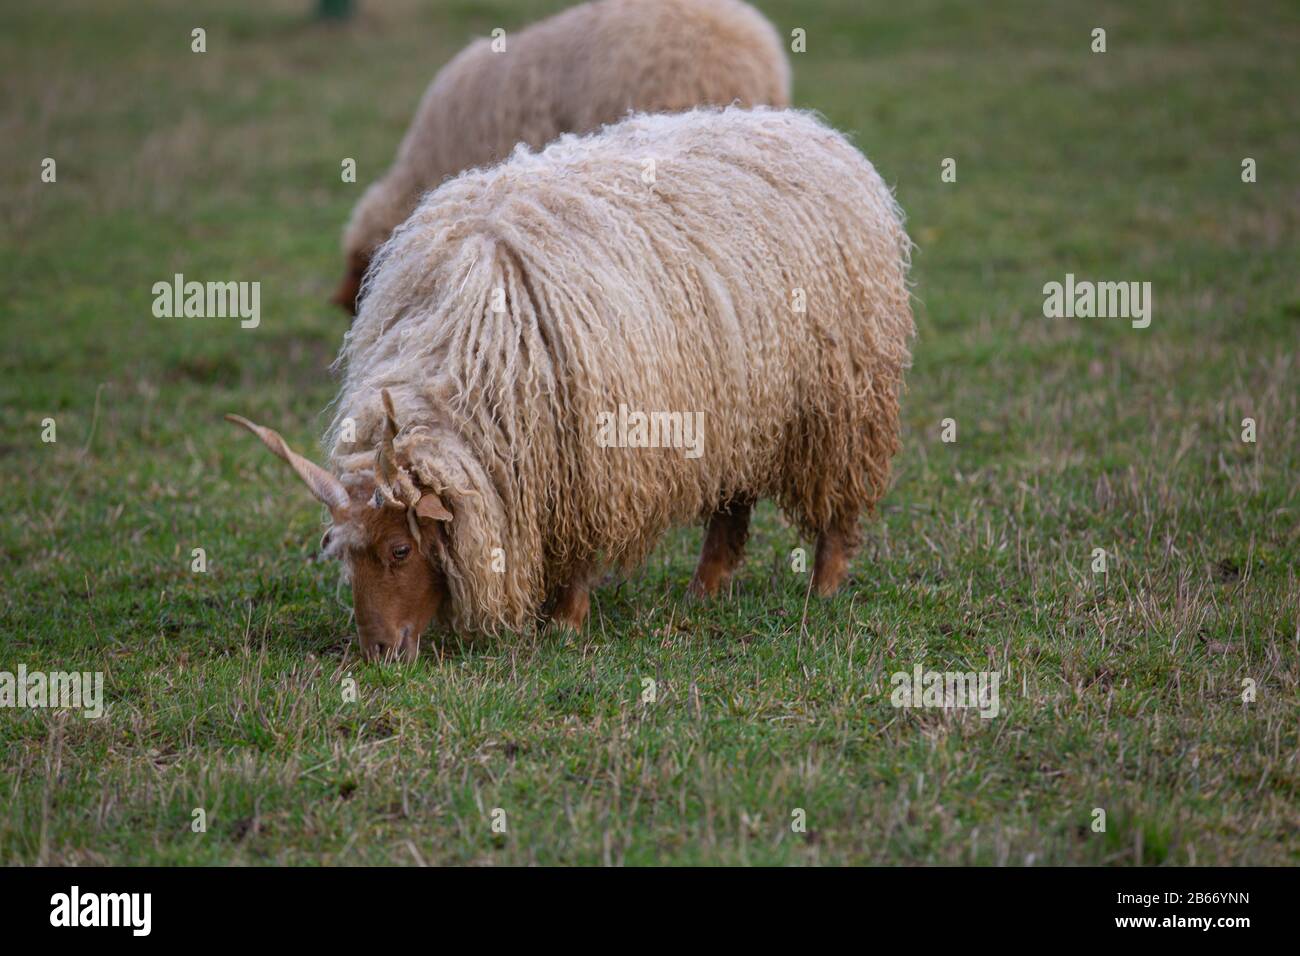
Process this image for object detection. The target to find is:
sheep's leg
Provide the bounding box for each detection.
[812,515,861,597]
[688,496,754,598]
[550,565,594,632]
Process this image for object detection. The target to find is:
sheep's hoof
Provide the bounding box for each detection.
[687,564,733,600]
[812,575,844,598]
[686,577,715,601]
[549,588,590,632]
[812,525,858,596]
[811,556,850,596]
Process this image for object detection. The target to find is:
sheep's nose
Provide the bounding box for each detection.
[365,630,414,662]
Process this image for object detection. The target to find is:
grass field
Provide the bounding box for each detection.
[1,0,1297,865]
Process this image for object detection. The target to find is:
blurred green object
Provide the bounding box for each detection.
[318,0,353,20]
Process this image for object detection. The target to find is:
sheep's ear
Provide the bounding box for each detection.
[415,493,452,523]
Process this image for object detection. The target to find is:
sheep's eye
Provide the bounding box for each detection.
[391,544,412,562]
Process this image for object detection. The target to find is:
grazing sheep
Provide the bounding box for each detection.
[233,107,912,661]
[333,0,791,313]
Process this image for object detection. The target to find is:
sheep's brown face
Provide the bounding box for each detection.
[326,484,450,663]
[226,392,455,665]
[332,249,371,316]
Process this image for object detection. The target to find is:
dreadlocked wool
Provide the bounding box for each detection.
[341,0,791,272]
[328,107,914,633]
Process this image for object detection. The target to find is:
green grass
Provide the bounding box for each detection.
[1,0,1297,865]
